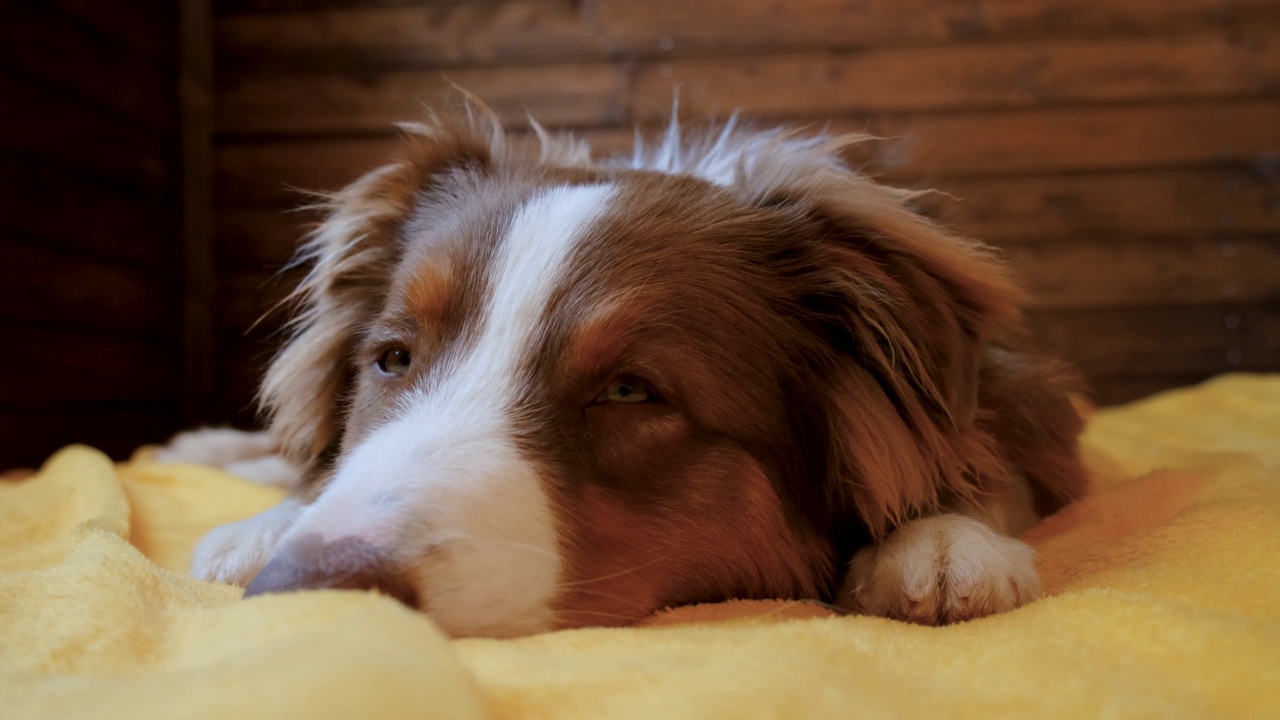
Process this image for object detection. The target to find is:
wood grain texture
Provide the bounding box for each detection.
[0,405,179,467]
[0,244,177,338]
[594,0,1280,56]
[217,63,628,135]
[0,158,177,266]
[0,72,173,198]
[634,33,1280,119]
[0,5,176,131]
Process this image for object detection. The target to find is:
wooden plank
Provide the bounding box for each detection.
[0,245,177,338]
[1029,304,1280,377]
[217,270,301,334]
[181,0,218,426]
[634,33,1280,120]
[216,63,629,135]
[859,100,1280,179]
[0,324,179,407]
[215,136,398,204]
[0,157,176,266]
[46,0,177,64]
[925,168,1280,243]
[595,0,1280,57]
[212,332,280,427]
[1011,238,1280,310]
[0,72,174,197]
[217,1,603,74]
[217,0,498,15]
[0,5,175,131]
[0,405,179,468]
[216,207,319,268]
[215,101,1280,205]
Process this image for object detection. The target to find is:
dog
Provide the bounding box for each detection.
[160,108,1088,637]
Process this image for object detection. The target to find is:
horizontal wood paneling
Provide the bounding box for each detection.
[634,33,1280,120]
[1029,304,1280,377]
[1,5,176,131]
[1012,239,1280,309]
[216,0,1280,70]
[926,168,1280,242]
[595,0,1280,58]
[0,245,177,338]
[47,0,177,63]
[0,72,174,197]
[0,324,179,407]
[0,158,177,266]
[217,63,628,135]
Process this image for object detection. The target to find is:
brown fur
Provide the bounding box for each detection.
[249,105,1088,629]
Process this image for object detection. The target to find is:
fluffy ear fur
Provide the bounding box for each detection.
[260,116,501,463]
[726,133,1084,538]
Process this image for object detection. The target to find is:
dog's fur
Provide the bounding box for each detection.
[168,109,1087,637]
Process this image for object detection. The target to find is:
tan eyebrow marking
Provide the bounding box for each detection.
[403,259,455,324]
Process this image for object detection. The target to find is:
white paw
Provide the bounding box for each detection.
[154,428,278,468]
[191,500,302,586]
[838,514,1041,625]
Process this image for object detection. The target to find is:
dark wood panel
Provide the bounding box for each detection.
[0,72,174,197]
[0,157,176,266]
[215,136,397,204]
[217,1,602,74]
[217,270,301,334]
[216,0,1280,70]
[217,0,495,15]
[213,101,1280,204]
[0,324,179,407]
[0,5,176,131]
[0,245,177,337]
[1030,304,1280,377]
[216,206,319,268]
[46,0,177,64]
[635,33,1280,119]
[182,0,218,426]
[212,331,278,426]
[859,100,1280,179]
[0,404,179,468]
[1013,238,1280,310]
[596,0,1280,57]
[926,168,1280,242]
[216,63,628,135]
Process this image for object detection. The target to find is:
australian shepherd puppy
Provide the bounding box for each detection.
[161,107,1087,637]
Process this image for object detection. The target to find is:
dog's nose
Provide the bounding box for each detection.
[243,536,419,609]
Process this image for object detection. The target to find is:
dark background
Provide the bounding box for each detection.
[2,0,1279,467]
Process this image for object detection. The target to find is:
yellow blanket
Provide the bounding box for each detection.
[3,374,1279,719]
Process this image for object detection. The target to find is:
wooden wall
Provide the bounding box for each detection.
[211,0,1280,425]
[0,3,185,466]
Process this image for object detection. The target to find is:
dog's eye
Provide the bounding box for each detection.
[594,376,656,404]
[376,347,412,376]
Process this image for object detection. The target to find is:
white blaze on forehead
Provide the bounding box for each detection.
[278,183,616,637]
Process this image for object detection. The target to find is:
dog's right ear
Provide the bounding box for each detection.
[260,118,497,464]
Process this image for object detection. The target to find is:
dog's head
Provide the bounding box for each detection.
[246,110,1037,636]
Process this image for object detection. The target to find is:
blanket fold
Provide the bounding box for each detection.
[2,374,1279,719]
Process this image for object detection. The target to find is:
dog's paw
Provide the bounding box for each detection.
[154,428,278,468]
[838,514,1041,625]
[191,500,302,586]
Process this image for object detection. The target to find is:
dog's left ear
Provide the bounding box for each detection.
[739,142,1028,536]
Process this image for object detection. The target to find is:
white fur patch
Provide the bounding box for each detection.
[272,183,617,637]
[191,498,304,585]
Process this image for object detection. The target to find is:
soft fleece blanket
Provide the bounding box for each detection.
[2,375,1279,719]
